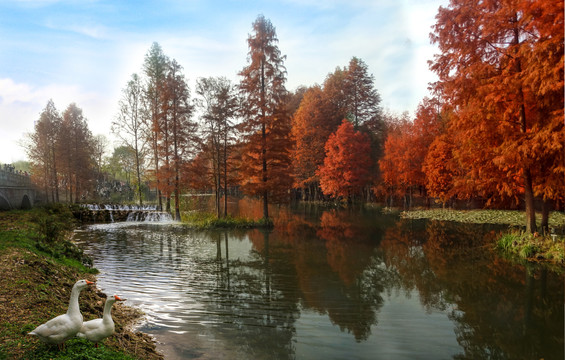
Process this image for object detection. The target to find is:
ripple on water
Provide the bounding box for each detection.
[74,218,564,360]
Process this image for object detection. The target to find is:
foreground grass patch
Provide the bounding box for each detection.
[0,208,162,359]
[0,206,94,273]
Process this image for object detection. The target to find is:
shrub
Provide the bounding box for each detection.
[30,204,93,269]
[520,243,540,258]
[32,204,75,244]
[497,233,517,251]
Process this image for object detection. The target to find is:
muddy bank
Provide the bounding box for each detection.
[0,247,163,359]
[0,208,163,359]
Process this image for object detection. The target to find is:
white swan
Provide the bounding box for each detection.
[29,279,94,350]
[77,294,125,347]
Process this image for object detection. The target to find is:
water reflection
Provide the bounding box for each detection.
[75,202,564,360]
[380,219,564,359]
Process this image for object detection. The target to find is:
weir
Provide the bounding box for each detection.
[75,204,174,223]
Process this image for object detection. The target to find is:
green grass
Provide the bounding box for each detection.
[402,208,565,228]
[181,211,274,229]
[495,230,565,265]
[0,206,95,273]
[17,338,137,360]
[0,207,160,360]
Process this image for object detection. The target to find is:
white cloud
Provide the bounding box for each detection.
[0,0,448,165]
[44,20,110,39]
[0,77,117,163]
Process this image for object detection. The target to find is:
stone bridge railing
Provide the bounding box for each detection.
[0,168,32,187]
[0,166,35,210]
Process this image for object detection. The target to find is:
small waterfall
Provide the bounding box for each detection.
[126,211,174,223]
[79,204,173,223]
[104,205,115,222]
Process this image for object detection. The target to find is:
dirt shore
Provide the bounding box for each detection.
[0,209,164,359]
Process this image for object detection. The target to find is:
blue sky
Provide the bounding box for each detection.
[0,0,446,163]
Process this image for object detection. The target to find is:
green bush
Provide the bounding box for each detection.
[30,204,94,270]
[32,203,76,244]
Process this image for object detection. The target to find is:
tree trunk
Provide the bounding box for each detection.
[261,58,269,220]
[541,199,551,235]
[135,142,143,207]
[216,176,220,219]
[513,28,536,234]
[74,173,79,204]
[174,154,181,222]
[153,140,162,211]
[223,132,228,218]
[524,168,537,234]
[217,146,222,218]
[52,155,59,202]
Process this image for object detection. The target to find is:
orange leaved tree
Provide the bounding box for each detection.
[430,0,564,232]
[238,15,292,220]
[379,98,442,207]
[291,86,343,200]
[423,134,455,207]
[318,120,372,201]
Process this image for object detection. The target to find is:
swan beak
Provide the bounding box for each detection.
[86,280,95,285]
[114,295,126,301]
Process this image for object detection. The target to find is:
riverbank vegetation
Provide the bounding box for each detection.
[0,207,162,359]
[402,208,565,266]
[401,209,565,229]
[181,211,273,229]
[20,2,562,232]
[496,231,564,264]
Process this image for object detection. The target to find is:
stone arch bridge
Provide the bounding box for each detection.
[0,168,37,210]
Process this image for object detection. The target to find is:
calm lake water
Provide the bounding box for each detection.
[73,199,564,359]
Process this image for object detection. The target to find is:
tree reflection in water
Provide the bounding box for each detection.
[78,200,563,359]
[380,218,564,360]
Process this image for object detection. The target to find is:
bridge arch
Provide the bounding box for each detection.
[0,193,12,210]
[21,194,32,210]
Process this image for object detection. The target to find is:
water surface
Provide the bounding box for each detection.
[74,202,564,359]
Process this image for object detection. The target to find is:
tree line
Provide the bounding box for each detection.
[26,100,106,203]
[380,0,563,233]
[25,3,563,232]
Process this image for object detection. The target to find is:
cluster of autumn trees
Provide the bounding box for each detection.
[26,100,106,203]
[107,15,384,221]
[380,0,564,233]
[26,3,563,230]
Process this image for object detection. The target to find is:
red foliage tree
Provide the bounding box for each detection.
[317,120,372,200]
[423,134,455,206]
[238,15,292,219]
[291,86,342,200]
[379,98,442,207]
[430,0,564,232]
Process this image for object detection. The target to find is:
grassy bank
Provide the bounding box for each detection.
[402,208,565,266]
[0,206,162,360]
[401,208,565,228]
[181,211,273,229]
[496,231,564,264]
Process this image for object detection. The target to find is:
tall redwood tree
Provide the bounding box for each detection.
[239,15,292,220]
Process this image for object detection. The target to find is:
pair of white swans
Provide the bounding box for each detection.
[29,279,125,349]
